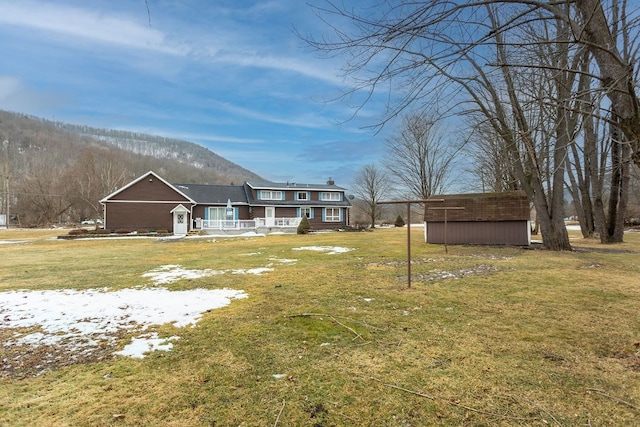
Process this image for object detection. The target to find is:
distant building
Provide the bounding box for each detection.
[100,171,351,235]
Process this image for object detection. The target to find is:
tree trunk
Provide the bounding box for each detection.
[576,0,640,168]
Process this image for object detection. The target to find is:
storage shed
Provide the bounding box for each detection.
[424,191,530,246]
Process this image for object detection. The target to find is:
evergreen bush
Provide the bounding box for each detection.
[297,216,311,234]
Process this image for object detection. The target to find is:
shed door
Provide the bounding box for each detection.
[173,209,188,235]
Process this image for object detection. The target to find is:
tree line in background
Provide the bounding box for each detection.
[312,0,640,250]
[0,111,261,227]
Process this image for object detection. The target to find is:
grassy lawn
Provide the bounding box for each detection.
[1,227,639,426]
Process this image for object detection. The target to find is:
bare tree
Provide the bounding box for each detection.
[65,148,131,221]
[351,163,393,228]
[305,0,640,249]
[384,114,458,202]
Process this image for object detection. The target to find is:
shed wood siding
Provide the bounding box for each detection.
[425,221,529,246]
[105,202,180,231]
[425,191,530,246]
[425,191,529,222]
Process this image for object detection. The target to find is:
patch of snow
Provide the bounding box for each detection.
[232,267,274,275]
[142,264,225,285]
[142,264,276,285]
[272,373,286,379]
[0,240,26,245]
[1,287,247,359]
[268,257,298,264]
[114,333,180,358]
[292,246,353,255]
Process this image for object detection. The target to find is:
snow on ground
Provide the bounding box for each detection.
[292,246,353,255]
[0,240,26,245]
[115,333,180,359]
[0,247,352,377]
[143,264,274,285]
[0,287,247,367]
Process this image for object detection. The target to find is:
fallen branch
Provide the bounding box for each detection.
[587,388,640,411]
[286,313,385,331]
[368,376,435,400]
[273,400,285,427]
[362,374,532,421]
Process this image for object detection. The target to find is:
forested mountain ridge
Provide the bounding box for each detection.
[0,110,263,226]
[57,121,257,177]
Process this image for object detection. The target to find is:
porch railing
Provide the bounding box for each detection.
[197,217,302,230]
[200,219,257,230]
[255,217,302,227]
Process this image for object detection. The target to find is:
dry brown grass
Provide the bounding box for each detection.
[1,227,639,426]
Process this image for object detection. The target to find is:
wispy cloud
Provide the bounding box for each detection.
[208,100,333,130]
[0,1,186,55]
[214,52,343,85]
[0,1,342,85]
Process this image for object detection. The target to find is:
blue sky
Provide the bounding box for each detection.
[0,0,395,187]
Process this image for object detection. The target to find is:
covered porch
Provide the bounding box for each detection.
[193,217,302,235]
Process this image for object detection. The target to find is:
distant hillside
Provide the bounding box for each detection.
[56,122,262,183]
[0,110,262,226]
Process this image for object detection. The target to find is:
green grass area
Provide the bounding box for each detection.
[1,228,639,426]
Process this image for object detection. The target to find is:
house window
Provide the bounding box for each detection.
[177,213,185,224]
[299,207,313,218]
[321,192,341,201]
[324,208,341,222]
[296,191,309,201]
[207,207,226,220]
[260,190,283,200]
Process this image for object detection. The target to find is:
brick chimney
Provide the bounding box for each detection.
[327,177,335,185]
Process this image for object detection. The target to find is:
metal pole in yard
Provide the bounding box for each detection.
[407,202,411,289]
[377,198,445,289]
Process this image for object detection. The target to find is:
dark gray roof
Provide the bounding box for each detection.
[173,183,249,205]
[246,181,346,191]
[243,182,350,207]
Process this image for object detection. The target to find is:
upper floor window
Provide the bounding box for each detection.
[260,190,283,200]
[321,192,341,201]
[296,191,309,201]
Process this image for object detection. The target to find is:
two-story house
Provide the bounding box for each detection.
[100,171,351,235]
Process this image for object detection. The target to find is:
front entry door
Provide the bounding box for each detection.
[173,209,188,235]
[265,206,275,227]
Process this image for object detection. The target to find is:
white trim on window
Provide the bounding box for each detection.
[260,190,283,200]
[298,207,314,219]
[320,192,341,201]
[296,191,310,201]
[324,207,341,222]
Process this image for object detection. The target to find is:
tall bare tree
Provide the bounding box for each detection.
[384,114,458,202]
[351,163,393,228]
[306,0,639,249]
